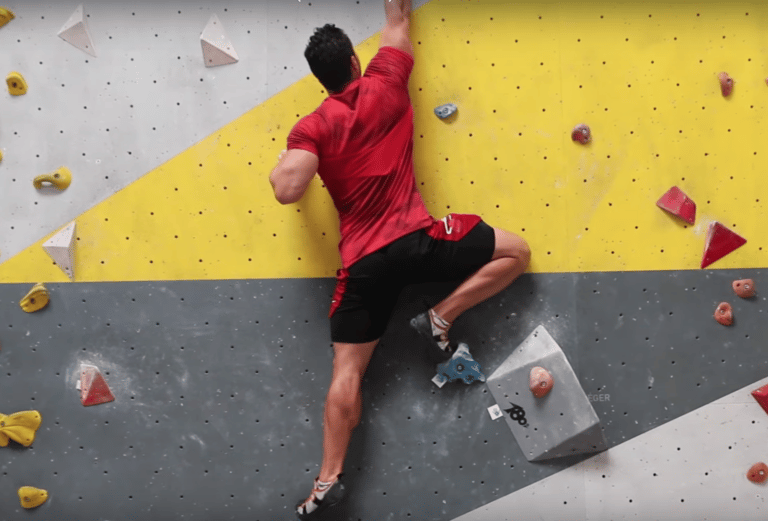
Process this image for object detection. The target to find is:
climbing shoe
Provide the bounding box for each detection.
[296,474,345,520]
[410,310,454,363]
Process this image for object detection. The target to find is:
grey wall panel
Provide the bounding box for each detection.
[1,269,766,520]
[0,0,430,264]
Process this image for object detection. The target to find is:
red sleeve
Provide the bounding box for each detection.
[287,115,320,156]
[364,46,414,90]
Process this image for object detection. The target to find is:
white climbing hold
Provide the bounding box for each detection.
[58,4,97,57]
[200,14,239,67]
[43,221,76,281]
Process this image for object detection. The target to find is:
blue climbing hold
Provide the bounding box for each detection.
[435,343,485,385]
[434,103,458,119]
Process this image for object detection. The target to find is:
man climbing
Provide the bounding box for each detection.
[269,1,531,518]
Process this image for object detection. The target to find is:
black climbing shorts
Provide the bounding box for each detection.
[329,214,496,344]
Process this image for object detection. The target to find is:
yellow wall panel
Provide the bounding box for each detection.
[0,0,765,283]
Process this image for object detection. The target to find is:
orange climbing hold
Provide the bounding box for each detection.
[529,366,554,398]
[656,186,696,225]
[718,72,734,97]
[714,302,733,326]
[747,462,768,484]
[701,222,746,269]
[732,279,755,298]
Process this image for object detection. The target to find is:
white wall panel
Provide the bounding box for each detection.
[0,0,429,262]
[454,376,768,521]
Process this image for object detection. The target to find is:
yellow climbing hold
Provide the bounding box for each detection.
[34,166,72,190]
[6,71,27,95]
[0,410,42,447]
[18,486,48,509]
[19,283,49,313]
[0,7,14,29]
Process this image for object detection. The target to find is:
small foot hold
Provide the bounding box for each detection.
[6,71,27,95]
[732,279,755,298]
[747,462,768,484]
[571,124,591,144]
[714,302,733,326]
[718,72,734,97]
[434,103,457,119]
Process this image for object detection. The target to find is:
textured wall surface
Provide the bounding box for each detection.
[0,0,428,266]
[2,0,766,283]
[2,270,767,520]
[1,1,768,520]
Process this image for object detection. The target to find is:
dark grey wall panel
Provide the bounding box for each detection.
[0,270,765,520]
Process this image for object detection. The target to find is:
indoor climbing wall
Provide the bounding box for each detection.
[1,1,767,520]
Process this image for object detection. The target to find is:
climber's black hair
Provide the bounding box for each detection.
[304,24,355,93]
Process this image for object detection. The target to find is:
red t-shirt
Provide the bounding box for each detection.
[287,46,434,269]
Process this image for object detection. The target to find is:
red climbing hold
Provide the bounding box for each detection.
[733,279,756,298]
[718,72,734,97]
[656,186,696,225]
[80,365,115,407]
[529,366,554,398]
[571,124,591,144]
[752,384,768,415]
[701,222,746,269]
[747,462,768,484]
[714,302,733,326]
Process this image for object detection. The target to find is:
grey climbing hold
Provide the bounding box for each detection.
[486,325,607,462]
[432,343,485,387]
[434,103,457,119]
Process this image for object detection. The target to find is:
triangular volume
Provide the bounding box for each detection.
[701,222,747,269]
[58,4,97,57]
[656,186,696,225]
[487,326,607,462]
[200,14,239,67]
[80,365,115,406]
[752,384,768,415]
[42,221,76,280]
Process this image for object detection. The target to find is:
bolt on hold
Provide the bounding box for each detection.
[714,302,733,326]
[6,71,27,95]
[571,124,591,144]
[718,72,734,97]
[732,279,756,298]
[19,283,49,313]
[747,462,768,484]
[434,103,457,119]
[0,7,14,29]
[18,486,48,509]
[34,166,72,191]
